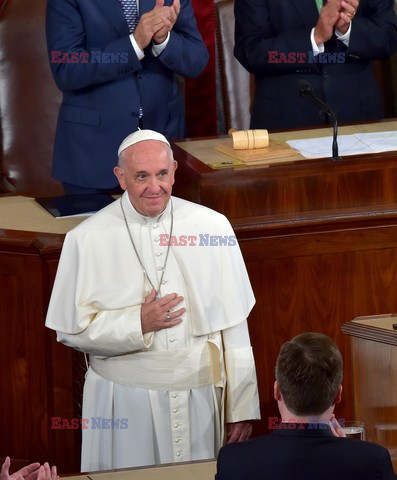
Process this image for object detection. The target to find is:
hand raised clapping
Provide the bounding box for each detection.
[134,0,180,50]
[1,458,58,480]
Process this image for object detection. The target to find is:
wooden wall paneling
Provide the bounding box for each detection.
[0,251,48,460]
[1,213,397,469]
[341,320,397,470]
[0,231,81,473]
[236,220,397,436]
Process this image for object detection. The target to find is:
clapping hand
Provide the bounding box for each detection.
[1,458,58,480]
[336,0,359,34]
[134,0,180,49]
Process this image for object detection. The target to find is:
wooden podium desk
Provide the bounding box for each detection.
[172,121,397,220]
[342,315,397,470]
[2,121,397,472]
[172,120,397,441]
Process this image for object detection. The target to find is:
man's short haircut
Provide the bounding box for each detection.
[275,332,343,416]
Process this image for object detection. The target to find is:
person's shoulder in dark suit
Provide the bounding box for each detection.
[215,427,396,480]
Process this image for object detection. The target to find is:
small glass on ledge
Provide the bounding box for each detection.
[343,421,365,440]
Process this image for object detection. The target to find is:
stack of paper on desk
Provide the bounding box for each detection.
[287,130,397,159]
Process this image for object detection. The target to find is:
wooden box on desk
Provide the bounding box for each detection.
[341,314,397,470]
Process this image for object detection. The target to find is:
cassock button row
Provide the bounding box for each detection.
[153,224,158,229]
[172,408,178,413]
[173,423,179,428]
[161,280,167,285]
[157,266,164,271]
[155,252,163,256]
[175,438,181,443]
[154,236,160,242]
[176,452,181,457]
[172,393,179,398]
[170,338,177,343]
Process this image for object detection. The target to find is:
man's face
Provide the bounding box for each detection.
[114,140,177,217]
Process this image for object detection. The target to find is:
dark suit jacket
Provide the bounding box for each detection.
[46,0,208,188]
[234,0,397,130]
[216,424,396,480]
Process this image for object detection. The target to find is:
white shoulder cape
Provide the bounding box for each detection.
[46,194,255,337]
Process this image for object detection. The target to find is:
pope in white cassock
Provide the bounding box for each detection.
[45,129,260,471]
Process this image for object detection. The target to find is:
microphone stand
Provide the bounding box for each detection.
[329,114,341,162]
[299,84,342,161]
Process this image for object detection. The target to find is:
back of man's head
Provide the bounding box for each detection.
[275,332,343,416]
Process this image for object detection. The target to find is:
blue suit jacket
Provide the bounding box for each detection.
[46,0,208,188]
[216,425,396,480]
[234,0,397,130]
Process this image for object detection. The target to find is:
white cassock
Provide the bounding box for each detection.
[45,192,260,471]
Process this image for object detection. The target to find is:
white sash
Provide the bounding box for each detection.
[89,342,221,391]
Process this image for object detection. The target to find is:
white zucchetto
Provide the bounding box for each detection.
[118,129,170,157]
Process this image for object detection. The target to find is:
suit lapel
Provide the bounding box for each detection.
[91,0,129,36]
[290,0,319,29]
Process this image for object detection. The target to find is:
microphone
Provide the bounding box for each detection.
[298,80,342,161]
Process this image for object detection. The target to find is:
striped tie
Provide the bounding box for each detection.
[119,0,139,33]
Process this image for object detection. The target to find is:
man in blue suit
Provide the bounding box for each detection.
[234,0,397,130]
[216,332,396,480]
[46,0,208,193]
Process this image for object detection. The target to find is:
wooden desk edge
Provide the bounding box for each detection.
[62,459,217,479]
[341,314,397,346]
